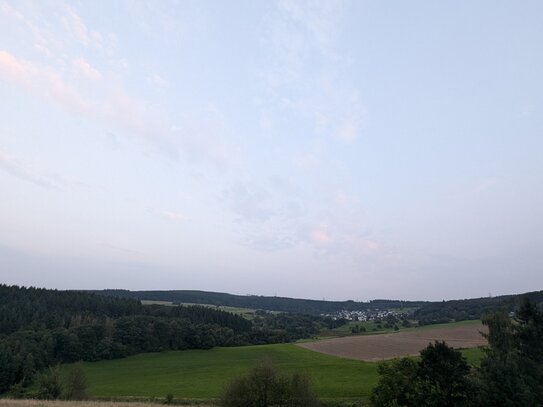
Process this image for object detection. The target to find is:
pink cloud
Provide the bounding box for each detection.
[0,51,226,165]
[310,228,332,245]
[0,50,34,84]
[0,50,90,114]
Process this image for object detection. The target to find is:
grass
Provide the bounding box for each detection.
[460,347,485,366]
[61,344,378,401]
[332,320,403,335]
[415,319,483,330]
[333,318,483,336]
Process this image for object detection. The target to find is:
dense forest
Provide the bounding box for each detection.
[414,290,543,325]
[0,285,338,395]
[89,289,428,314]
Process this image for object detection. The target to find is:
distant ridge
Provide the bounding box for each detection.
[87,289,428,315]
[88,288,543,320]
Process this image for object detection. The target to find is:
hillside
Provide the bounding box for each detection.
[88,289,428,315]
[90,289,543,324]
[414,290,543,324]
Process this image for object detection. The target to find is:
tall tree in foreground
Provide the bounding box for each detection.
[477,298,543,405]
[371,341,474,407]
[411,341,474,407]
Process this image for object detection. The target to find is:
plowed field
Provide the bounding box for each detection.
[298,323,487,361]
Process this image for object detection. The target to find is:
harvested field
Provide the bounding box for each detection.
[298,322,487,361]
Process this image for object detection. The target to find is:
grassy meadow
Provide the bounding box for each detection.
[332,318,483,336]
[61,343,378,402]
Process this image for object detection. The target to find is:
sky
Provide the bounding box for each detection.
[0,0,542,301]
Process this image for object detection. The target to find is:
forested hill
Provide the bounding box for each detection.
[91,288,543,323]
[89,289,429,314]
[0,285,251,393]
[0,285,344,394]
[414,290,543,324]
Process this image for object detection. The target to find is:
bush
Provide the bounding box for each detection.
[64,362,87,400]
[37,366,63,400]
[220,360,320,407]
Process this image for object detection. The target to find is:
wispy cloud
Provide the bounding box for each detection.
[160,210,189,223]
[0,150,87,189]
[61,6,111,52]
[73,57,102,80]
[0,2,56,56]
[146,208,190,223]
[148,73,168,89]
[0,50,177,157]
[0,50,91,113]
[258,0,366,143]
[0,152,54,188]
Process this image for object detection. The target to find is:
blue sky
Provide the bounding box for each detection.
[1,0,542,301]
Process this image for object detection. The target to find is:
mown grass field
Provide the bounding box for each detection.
[62,343,378,402]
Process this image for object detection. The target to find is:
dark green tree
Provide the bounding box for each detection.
[371,341,474,407]
[411,341,474,407]
[370,357,418,407]
[476,299,543,405]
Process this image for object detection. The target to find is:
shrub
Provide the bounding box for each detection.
[64,362,87,400]
[220,360,319,407]
[37,366,63,400]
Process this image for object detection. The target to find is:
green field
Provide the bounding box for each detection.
[63,343,378,401]
[333,318,483,336]
[62,339,484,402]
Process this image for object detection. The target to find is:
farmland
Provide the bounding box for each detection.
[299,320,487,361]
[61,343,378,402]
[55,321,486,403]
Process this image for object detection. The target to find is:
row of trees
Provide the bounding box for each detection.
[372,298,543,406]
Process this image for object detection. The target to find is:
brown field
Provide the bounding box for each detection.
[0,401,212,407]
[298,323,487,361]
